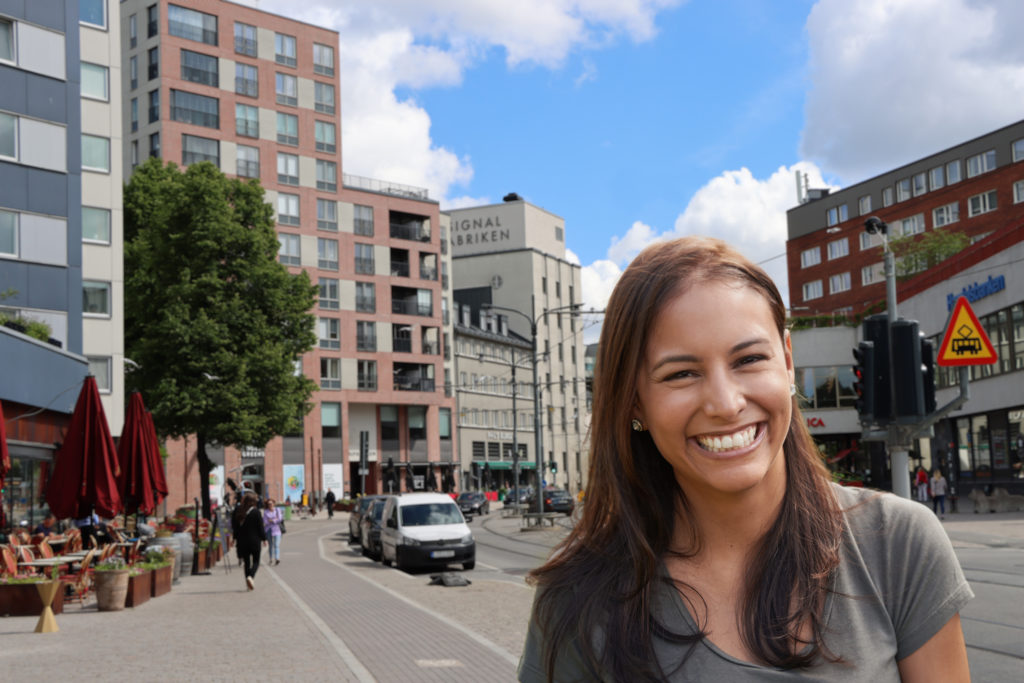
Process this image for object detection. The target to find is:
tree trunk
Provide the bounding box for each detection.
[197,433,213,520]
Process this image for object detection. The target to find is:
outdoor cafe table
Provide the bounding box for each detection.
[47,537,69,548]
[17,556,77,570]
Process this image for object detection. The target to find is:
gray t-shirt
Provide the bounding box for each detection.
[519,484,973,681]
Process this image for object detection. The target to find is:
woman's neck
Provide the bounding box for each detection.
[671,479,786,561]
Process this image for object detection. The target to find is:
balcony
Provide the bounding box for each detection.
[422,341,440,355]
[343,173,429,200]
[420,267,437,281]
[392,299,432,317]
[390,261,410,278]
[393,376,435,392]
[392,336,412,353]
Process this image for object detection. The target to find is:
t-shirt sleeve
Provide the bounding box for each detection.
[876,495,973,659]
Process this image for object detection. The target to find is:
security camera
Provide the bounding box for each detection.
[864,216,888,235]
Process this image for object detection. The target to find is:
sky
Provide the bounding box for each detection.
[240,0,1024,342]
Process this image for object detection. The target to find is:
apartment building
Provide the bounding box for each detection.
[120,0,455,507]
[448,196,588,495]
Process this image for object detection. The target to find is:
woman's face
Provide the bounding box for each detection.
[634,280,794,502]
[266,500,275,509]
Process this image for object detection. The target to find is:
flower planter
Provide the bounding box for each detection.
[193,547,209,574]
[94,570,130,611]
[125,570,152,608]
[151,564,172,597]
[0,582,65,617]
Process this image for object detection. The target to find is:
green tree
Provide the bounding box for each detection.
[890,229,970,280]
[124,158,317,519]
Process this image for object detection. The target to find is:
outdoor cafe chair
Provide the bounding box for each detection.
[1,546,20,577]
[60,548,97,607]
[36,539,55,559]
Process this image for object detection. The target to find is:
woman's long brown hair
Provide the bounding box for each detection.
[527,236,842,681]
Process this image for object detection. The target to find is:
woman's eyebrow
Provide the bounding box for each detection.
[650,338,771,372]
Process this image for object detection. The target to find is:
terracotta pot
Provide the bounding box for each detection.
[0,582,65,617]
[151,564,172,597]
[193,548,208,574]
[94,570,130,611]
[125,570,152,608]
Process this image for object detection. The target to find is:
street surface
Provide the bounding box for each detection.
[0,503,1020,681]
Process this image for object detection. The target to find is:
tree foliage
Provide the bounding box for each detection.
[124,158,317,516]
[890,229,970,280]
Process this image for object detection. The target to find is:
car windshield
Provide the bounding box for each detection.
[370,501,385,520]
[457,493,479,502]
[359,497,377,513]
[549,491,569,499]
[400,503,463,526]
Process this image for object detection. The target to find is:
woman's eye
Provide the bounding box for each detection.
[737,354,766,366]
[666,369,695,380]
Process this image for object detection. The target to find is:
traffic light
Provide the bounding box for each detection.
[891,319,924,423]
[920,336,937,415]
[550,461,557,473]
[852,341,875,425]
[862,315,892,425]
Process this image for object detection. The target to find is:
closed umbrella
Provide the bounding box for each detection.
[143,408,168,508]
[46,376,122,520]
[117,392,166,516]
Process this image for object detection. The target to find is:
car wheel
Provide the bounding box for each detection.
[382,552,392,567]
[462,560,475,570]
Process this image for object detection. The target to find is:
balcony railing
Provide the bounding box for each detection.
[235,37,257,57]
[392,300,432,317]
[422,341,440,355]
[392,337,412,353]
[358,374,377,391]
[393,377,435,392]
[353,218,374,236]
[420,267,437,281]
[355,258,374,275]
[389,223,431,242]
[235,77,257,97]
[355,297,375,313]
[343,173,429,200]
[356,335,376,352]
[390,262,410,277]
[236,160,259,178]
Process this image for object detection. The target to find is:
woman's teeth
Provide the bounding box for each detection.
[696,425,757,453]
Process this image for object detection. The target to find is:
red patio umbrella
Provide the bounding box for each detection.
[117,392,167,516]
[46,376,122,520]
[143,408,168,509]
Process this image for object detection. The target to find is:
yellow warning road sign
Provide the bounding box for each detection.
[937,296,998,366]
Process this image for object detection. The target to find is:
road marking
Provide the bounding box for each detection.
[318,534,519,666]
[416,659,465,668]
[267,568,376,682]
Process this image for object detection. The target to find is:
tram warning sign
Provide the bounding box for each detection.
[937,296,998,366]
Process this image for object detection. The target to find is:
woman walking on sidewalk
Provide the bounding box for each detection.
[232,492,266,591]
[932,469,949,519]
[263,498,284,565]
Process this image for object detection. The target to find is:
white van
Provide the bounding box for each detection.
[379,492,475,571]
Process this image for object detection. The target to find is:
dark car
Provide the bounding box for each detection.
[543,489,575,515]
[507,486,533,507]
[359,497,390,560]
[348,495,387,544]
[456,491,490,516]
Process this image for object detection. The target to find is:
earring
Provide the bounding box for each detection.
[790,383,797,396]
[631,418,646,432]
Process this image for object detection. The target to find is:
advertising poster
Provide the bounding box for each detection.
[282,465,305,506]
[209,465,224,507]
[322,464,344,495]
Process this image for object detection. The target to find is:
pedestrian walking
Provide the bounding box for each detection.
[915,465,931,503]
[324,488,337,519]
[231,492,266,591]
[520,237,972,682]
[932,469,949,519]
[262,498,284,566]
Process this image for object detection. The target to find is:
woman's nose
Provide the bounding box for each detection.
[702,368,746,419]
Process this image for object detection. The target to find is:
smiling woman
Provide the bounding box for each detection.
[519,236,972,682]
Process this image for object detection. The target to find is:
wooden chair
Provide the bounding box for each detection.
[37,539,55,559]
[7,533,19,546]
[1,546,19,577]
[60,548,97,607]
[97,544,116,563]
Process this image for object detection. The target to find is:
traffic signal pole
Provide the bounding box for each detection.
[880,240,914,499]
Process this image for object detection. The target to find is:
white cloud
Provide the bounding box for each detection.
[802,0,1024,183]
[579,162,833,343]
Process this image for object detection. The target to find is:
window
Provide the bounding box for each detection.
[800,247,820,268]
[861,263,882,286]
[277,153,299,185]
[316,160,337,191]
[933,202,960,227]
[129,56,137,89]
[897,213,925,236]
[170,89,218,128]
[912,172,926,197]
[315,121,336,153]
[882,187,894,207]
[181,134,218,166]
[1014,139,1024,163]
[827,238,849,260]
[968,190,998,217]
[168,4,217,46]
[0,19,13,64]
[147,46,159,79]
[148,89,159,122]
[802,280,822,301]
[82,207,110,243]
[235,103,258,137]
[236,144,259,178]
[278,233,300,266]
[180,49,218,87]
[0,112,14,159]
[83,281,110,315]
[929,165,944,190]
[277,193,299,226]
[130,140,138,169]
[946,159,961,184]
[129,14,137,48]
[829,272,851,294]
[149,132,160,158]
[1014,180,1024,204]
[825,204,848,226]
[358,360,377,391]
[233,63,257,97]
[319,277,339,309]
[966,149,996,178]
[80,0,106,28]
[318,237,338,270]
[147,4,158,38]
[0,209,17,257]
[82,135,110,172]
[313,43,334,76]
[320,358,340,390]
[276,112,298,146]
[319,317,340,350]
[858,194,871,215]
[317,199,337,231]
[314,82,334,114]
[353,204,373,236]
[234,22,257,57]
[276,73,297,106]
[356,282,375,312]
[356,320,376,351]
[130,98,138,132]
[275,33,297,67]
[355,243,374,274]
[81,63,108,100]
[896,178,911,202]
[88,357,112,393]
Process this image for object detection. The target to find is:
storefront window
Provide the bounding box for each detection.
[971,414,991,476]
[3,456,50,530]
[956,417,972,477]
[1012,304,1024,371]
[1010,408,1024,478]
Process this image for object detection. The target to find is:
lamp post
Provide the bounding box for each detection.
[479,349,533,512]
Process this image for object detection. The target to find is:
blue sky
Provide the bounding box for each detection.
[244,0,1024,341]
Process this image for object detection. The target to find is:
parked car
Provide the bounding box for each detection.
[456,491,490,516]
[348,495,387,544]
[543,489,575,515]
[380,493,475,571]
[507,486,533,506]
[359,497,391,560]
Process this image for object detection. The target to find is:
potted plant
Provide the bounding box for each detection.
[194,539,211,573]
[0,575,65,618]
[145,549,174,598]
[125,565,152,608]
[93,557,130,611]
